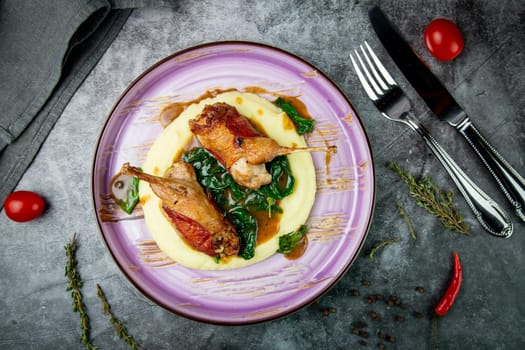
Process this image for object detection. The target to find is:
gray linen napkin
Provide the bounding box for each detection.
[0,0,175,208]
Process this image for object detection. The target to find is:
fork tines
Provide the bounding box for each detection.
[350,41,397,102]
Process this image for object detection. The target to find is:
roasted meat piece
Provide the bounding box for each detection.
[121,162,239,257]
[189,102,326,189]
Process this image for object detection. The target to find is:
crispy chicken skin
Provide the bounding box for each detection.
[189,102,301,189]
[121,162,239,257]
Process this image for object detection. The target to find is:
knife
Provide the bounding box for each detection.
[369,6,525,223]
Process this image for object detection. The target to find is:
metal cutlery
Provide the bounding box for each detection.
[350,42,513,238]
[369,6,525,223]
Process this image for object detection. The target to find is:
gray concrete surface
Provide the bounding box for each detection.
[1,0,524,349]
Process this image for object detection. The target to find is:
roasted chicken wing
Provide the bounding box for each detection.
[121,162,239,257]
[189,102,328,189]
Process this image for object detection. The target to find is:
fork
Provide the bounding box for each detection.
[351,42,513,238]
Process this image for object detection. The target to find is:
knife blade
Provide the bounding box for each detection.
[369,6,525,222]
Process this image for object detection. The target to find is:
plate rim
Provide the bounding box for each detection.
[90,40,376,325]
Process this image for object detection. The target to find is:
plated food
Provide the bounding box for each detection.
[92,42,374,324]
[115,91,323,270]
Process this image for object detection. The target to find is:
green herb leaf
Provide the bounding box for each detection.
[228,206,258,259]
[274,97,315,135]
[65,233,98,350]
[277,225,308,254]
[182,148,296,260]
[123,175,140,214]
[398,204,416,240]
[113,172,140,215]
[367,237,400,260]
[388,161,471,236]
[258,155,295,199]
[97,284,143,350]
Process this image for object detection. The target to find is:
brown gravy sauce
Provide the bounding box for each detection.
[285,234,308,260]
[159,88,237,127]
[159,86,315,127]
[253,210,281,245]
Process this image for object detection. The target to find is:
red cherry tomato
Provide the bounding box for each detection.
[4,191,45,222]
[424,18,464,61]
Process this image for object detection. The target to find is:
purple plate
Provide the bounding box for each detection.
[92,41,375,324]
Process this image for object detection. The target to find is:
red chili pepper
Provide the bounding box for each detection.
[434,252,462,316]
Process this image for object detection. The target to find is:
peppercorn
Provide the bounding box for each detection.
[413,311,424,319]
[370,311,381,321]
[362,279,370,287]
[351,289,361,297]
[394,315,405,322]
[354,321,368,329]
[378,343,385,349]
[360,331,370,339]
[352,328,361,336]
[415,286,425,294]
[386,335,396,343]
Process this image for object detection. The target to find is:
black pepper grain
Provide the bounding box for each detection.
[413,311,424,319]
[386,335,396,343]
[351,289,361,297]
[354,321,368,329]
[394,315,405,322]
[415,286,425,294]
[370,311,381,321]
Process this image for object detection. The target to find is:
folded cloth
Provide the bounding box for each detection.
[0,0,175,208]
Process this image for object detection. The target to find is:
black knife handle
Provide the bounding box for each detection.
[457,117,525,222]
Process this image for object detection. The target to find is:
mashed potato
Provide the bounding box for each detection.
[139,91,316,270]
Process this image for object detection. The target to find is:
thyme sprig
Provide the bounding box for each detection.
[65,233,97,350]
[368,237,400,260]
[388,162,471,236]
[398,204,416,240]
[96,284,143,350]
